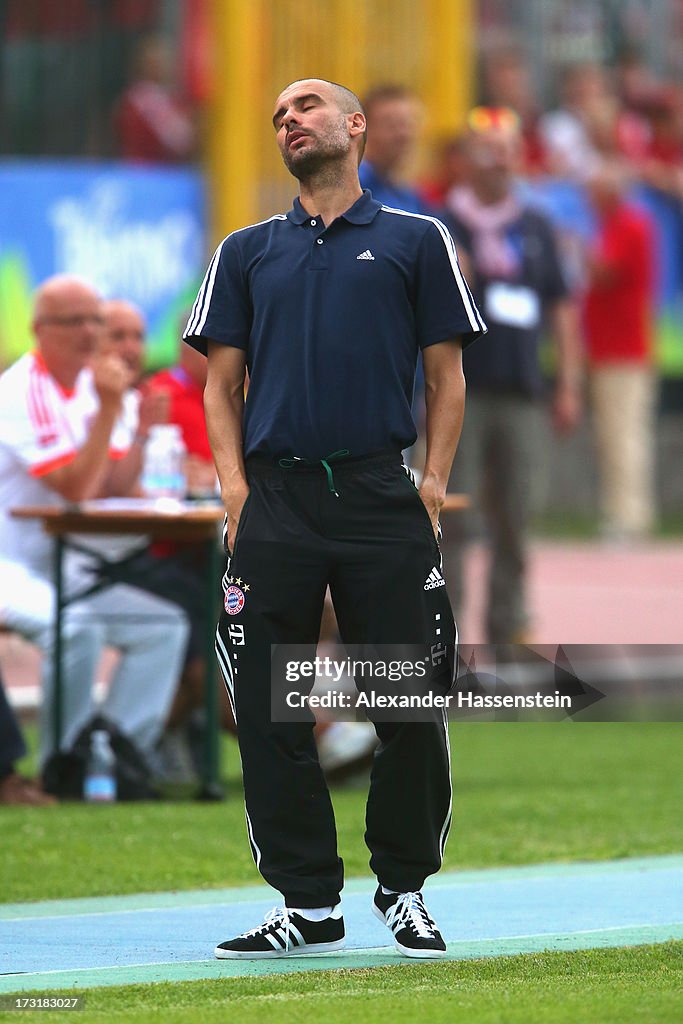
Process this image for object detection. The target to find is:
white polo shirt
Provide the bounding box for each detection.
[0,352,136,577]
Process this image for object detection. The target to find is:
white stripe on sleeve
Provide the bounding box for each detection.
[185,240,225,337]
[380,205,487,333]
[184,214,289,339]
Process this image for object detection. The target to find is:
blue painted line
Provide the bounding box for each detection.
[1,856,681,993]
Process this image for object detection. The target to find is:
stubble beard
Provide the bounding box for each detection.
[282,118,351,186]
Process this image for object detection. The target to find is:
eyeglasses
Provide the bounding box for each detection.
[467,106,521,136]
[38,315,105,329]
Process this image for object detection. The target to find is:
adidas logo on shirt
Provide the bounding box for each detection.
[424,567,446,590]
[356,249,375,260]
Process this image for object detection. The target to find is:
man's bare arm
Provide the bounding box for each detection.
[41,354,129,503]
[550,298,583,434]
[420,339,466,535]
[204,341,248,553]
[103,389,170,497]
[103,439,144,498]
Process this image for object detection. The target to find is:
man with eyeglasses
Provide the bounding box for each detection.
[0,275,188,779]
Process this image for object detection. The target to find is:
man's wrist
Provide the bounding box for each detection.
[221,485,249,510]
[420,470,447,500]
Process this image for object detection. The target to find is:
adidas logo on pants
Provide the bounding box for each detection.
[424,567,445,590]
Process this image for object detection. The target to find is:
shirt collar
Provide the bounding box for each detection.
[287,189,381,226]
[31,350,77,398]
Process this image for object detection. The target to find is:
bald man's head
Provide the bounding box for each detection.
[101,299,146,380]
[33,275,102,326]
[282,78,364,117]
[273,78,367,178]
[32,275,103,387]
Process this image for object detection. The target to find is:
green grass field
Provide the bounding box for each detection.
[4,722,682,1022]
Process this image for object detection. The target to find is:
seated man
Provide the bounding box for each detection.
[0,275,189,770]
[86,303,221,783]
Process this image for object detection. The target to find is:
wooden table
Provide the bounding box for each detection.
[11,500,226,800]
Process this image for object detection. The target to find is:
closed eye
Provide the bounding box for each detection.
[272,92,323,130]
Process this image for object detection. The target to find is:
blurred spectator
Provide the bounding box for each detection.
[100,298,146,384]
[539,63,607,179]
[2,0,160,156]
[539,62,649,180]
[112,34,197,163]
[99,299,169,494]
[482,47,546,175]
[583,162,658,541]
[441,110,582,644]
[0,275,188,772]
[359,83,427,212]
[95,310,217,783]
[0,669,55,805]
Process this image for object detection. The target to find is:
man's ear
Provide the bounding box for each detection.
[348,111,366,139]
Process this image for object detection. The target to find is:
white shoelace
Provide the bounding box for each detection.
[385,892,435,939]
[243,906,293,948]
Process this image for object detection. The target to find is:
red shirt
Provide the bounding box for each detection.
[583,204,655,365]
[144,367,211,460]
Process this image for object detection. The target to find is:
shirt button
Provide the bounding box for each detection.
[310,219,317,226]
[316,238,323,245]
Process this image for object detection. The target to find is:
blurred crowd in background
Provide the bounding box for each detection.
[1,1,682,805]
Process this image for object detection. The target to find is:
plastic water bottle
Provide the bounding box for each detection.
[142,424,187,499]
[84,730,117,803]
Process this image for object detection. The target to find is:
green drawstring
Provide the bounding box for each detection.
[278,449,351,497]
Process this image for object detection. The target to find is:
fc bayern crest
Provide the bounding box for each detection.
[224,585,245,616]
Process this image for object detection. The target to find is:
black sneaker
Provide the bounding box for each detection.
[215,906,345,959]
[372,887,447,958]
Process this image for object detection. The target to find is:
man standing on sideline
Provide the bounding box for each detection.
[0,276,188,770]
[184,79,485,959]
[583,162,657,541]
[441,108,582,645]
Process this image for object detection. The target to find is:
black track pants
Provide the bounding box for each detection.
[215,452,456,908]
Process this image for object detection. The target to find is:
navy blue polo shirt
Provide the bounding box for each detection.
[184,190,486,460]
